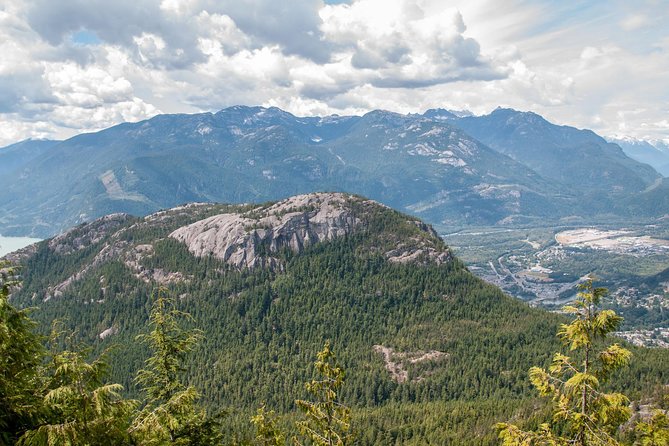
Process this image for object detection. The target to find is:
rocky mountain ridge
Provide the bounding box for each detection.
[170,193,451,269]
[13,193,452,301]
[1,106,664,238]
[170,193,361,269]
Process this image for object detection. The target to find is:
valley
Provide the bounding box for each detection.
[440,220,669,347]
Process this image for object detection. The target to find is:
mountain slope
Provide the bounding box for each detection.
[2,106,667,238]
[0,139,59,177]
[7,193,669,444]
[0,106,567,237]
[452,108,661,193]
[611,137,669,177]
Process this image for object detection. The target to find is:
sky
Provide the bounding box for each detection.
[0,0,668,147]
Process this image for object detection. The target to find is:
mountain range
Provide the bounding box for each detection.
[609,136,669,177]
[1,106,666,237]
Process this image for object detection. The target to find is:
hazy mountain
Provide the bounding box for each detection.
[0,106,565,237]
[8,193,668,443]
[609,137,669,177]
[0,139,59,176]
[451,108,660,192]
[0,106,664,238]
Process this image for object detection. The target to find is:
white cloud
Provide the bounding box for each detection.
[0,0,668,146]
[46,63,133,106]
[320,0,508,87]
[0,1,160,144]
[620,13,649,31]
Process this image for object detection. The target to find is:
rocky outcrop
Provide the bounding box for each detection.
[48,213,133,255]
[385,245,451,265]
[45,239,190,300]
[45,239,130,300]
[385,222,452,265]
[35,192,452,300]
[373,345,448,383]
[2,243,39,263]
[169,193,361,269]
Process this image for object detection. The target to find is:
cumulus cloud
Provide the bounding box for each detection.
[0,0,160,143]
[320,0,508,88]
[204,0,332,63]
[0,0,668,146]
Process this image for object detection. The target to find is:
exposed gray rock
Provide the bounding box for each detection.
[373,344,448,383]
[45,240,129,300]
[99,326,119,340]
[35,192,452,300]
[385,245,451,265]
[1,243,39,263]
[48,213,132,255]
[169,193,361,269]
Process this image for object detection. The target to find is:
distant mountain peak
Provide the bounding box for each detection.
[489,107,545,122]
[422,108,473,120]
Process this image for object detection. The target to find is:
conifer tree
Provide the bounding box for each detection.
[131,287,222,445]
[634,410,669,446]
[0,261,43,444]
[497,278,632,446]
[251,404,286,446]
[19,325,136,446]
[294,342,352,446]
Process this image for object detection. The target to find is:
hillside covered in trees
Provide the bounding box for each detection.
[3,193,669,444]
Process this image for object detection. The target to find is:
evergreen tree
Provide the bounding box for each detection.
[0,262,43,445]
[251,404,286,446]
[497,278,632,446]
[131,287,222,445]
[19,325,136,446]
[295,342,352,446]
[634,410,669,446]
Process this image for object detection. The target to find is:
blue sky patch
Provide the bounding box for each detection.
[70,29,102,45]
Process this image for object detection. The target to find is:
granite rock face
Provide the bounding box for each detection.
[10,193,454,303]
[169,193,361,269]
[48,213,133,255]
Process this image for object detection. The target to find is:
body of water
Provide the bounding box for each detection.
[0,235,42,257]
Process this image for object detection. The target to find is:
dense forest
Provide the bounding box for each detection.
[2,195,669,444]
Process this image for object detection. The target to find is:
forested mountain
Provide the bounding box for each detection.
[0,139,59,177]
[1,106,664,238]
[6,193,669,444]
[450,109,667,219]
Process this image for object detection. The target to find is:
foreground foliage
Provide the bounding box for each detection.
[497,279,668,446]
[131,288,222,445]
[0,261,43,444]
[20,329,136,445]
[294,341,352,446]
